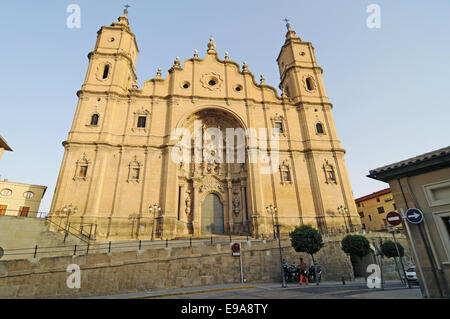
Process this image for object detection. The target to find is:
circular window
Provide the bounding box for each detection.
[235,85,242,92]
[182,82,190,89]
[23,191,34,199]
[300,51,306,56]
[208,79,217,86]
[0,189,12,196]
[108,37,115,42]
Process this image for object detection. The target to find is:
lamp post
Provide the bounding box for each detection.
[62,204,78,241]
[337,205,349,233]
[274,222,287,288]
[266,205,277,239]
[149,204,161,240]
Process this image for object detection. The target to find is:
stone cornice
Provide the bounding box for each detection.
[76,89,295,108]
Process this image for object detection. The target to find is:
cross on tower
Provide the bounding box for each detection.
[124,4,131,14]
[284,18,291,30]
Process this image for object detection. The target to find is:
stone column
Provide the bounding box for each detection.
[193,182,200,236]
[227,180,233,234]
[179,182,186,233]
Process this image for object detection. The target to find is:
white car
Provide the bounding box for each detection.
[405,266,419,284]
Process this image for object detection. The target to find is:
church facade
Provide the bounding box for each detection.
[48,12,361,241]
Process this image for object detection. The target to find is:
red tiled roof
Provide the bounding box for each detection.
[355,188,391,203]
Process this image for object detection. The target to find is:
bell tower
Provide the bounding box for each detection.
[82,9,139,95]
[277,20,360,233]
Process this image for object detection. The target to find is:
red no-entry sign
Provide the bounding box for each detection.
[231,243,241,256]
[387,211,402,226]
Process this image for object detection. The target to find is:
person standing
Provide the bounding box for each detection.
[299,258,309,286]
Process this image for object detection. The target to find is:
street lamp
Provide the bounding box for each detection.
[266,205,277,239]
[149,204,161,240]
[337,205,349,233]
[274,222,287,288]
[62,204,78,241]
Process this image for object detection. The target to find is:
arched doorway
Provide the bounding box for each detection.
[201,193,224,234]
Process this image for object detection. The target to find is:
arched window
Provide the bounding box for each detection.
[102,65,110,79]
[90,114,99,126]
[305,77,315,91]
[316,123,324,134]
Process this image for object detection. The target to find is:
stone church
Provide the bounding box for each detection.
[48,10,361,241]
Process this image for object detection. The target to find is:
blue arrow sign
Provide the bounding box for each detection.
[405,208,423,224]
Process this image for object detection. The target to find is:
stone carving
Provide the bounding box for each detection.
[232,193,241,217]
[185,190,192,219]
[199,176,225,194]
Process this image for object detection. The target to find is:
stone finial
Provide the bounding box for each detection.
[225,52,229,60]
[242,61,249,72]
[260,74,266,85]
[173,56,181,68]
[194,49,199,58]
[156,68,162,79]
[207,37,216,53]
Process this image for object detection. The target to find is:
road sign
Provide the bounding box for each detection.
[386,211,402,226]
[231,242,241,256]
[405,208,424,224]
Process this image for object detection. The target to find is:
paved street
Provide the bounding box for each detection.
[95,279,422,299]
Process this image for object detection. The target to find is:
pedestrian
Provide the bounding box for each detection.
[299,257,309,286]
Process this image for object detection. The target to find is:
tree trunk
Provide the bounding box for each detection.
[311,254,319,285]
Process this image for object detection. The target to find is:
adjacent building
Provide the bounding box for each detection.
[355,188,398,231]
[47,11,361,241]
[0,179,47,218]
[368,146,450,298]
[0,135,13,161]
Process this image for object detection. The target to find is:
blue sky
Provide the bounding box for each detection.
[0,1,449,212]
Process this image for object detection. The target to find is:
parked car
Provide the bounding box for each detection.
[404,266,419,284]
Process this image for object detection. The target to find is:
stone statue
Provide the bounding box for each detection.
[185,191,192,218]
[233,195,240,216]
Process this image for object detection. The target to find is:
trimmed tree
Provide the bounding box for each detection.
[381,240,405,282]
[381,240,404,258]
[290,225,324,284]
[341,234,371,279]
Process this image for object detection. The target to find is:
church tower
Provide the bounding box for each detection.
[82,10,139,94]
[277,22,359,232]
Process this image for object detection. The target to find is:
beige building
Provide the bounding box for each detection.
[0,179,47,218]
[48,12,361,241]
[369,146,450,298]
[0,135,12,161]
[355,188,399,231]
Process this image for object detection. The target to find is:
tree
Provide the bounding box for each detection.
[290,225,324,284]
[341,234,371,278]
[381,240,404,258]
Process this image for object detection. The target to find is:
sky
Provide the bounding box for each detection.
[0,0,449,213]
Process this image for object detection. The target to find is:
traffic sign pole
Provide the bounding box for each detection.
[389,227,410,288]
[401,208,430,297]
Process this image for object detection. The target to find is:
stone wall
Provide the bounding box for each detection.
[0,232,411,298]
[0,216,82,261]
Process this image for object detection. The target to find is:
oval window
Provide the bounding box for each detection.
[0,189,12,196]
[24,191,35,199]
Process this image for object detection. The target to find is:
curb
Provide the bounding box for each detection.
[131,285,255,299]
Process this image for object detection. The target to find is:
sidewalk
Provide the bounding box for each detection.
[86,278,421,299]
